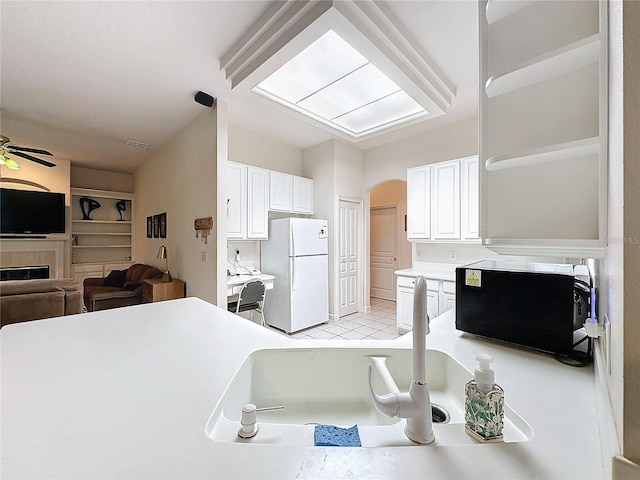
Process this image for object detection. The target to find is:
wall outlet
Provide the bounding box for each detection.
[201,252,208,262]
[450,251,457,261]
[416,249,422,258]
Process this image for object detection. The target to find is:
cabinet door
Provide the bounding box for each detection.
[431,160,460,239]
[406,166,431,239]
[426,289,439,320]
[461,156,479,240]
[292,176,313,214]
[439,280,456,315]
[247,167,269,239]
[227,163,247,239]
[269,172,293,212]
[396,286,414,332]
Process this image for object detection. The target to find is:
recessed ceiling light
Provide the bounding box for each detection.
[126,140,149,150]
[252,30,428,137]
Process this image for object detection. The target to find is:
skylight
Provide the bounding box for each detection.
[253,30,428,137]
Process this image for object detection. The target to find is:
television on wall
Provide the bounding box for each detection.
[0,188,66,234]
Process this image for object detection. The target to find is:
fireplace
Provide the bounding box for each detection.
[0,265,50,281]
[0,239,65,279]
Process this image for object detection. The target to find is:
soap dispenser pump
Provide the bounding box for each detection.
[465,351,504,442]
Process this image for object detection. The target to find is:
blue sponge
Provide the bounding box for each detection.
[314,425,361,447]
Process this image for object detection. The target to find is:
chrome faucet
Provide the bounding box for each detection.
[368,275,434,444]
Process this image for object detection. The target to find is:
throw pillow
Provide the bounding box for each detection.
[104,269,127,288]
[122,281,141,291]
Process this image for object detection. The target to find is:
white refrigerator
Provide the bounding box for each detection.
[261,218,329,333]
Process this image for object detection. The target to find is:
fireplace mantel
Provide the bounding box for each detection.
[0,237,68,279]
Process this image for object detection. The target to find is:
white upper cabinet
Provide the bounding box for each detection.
[292,176,313,214]
[269,172,293,212]
[247,166,269,239]
[228,163,314,239]
[269,171,313,215]
[406,166,431,239]
[227,163,269,240]
[407,156,478,242]
[479,0,607,258]
[227,162,247,239]
[431,160,460,240]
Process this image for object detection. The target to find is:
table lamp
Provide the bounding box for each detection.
[156,245,172,283]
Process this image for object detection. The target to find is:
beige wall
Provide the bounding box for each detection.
[363,116,478,191]
[133,108,221,304]
[601,1,640,476]
[229,124,302,175]
[0,158,71,203]
[71,166,134,193]
[621,0,640,464]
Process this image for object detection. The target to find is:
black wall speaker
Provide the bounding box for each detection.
[194,91,215,108]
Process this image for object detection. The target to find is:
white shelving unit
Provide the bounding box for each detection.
[479,0,607,258]
[70,188,134,268]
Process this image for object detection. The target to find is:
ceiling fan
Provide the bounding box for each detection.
[0,135,56,169]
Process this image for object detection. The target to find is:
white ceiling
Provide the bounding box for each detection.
[0,1,478,174]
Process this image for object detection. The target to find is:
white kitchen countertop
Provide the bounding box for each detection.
[0,298,604,479]
[395,262,461,281]
[226,272,275,287]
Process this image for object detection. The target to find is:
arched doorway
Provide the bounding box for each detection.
[369,180,411,301]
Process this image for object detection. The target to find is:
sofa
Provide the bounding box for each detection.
[0,279,83,328]
[83,263,162,312]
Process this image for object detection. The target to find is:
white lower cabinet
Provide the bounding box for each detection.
[396,274,456,333]
[440,280,456,314]
[397,279,415,332]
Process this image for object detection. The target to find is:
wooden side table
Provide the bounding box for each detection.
[142,277,186,303]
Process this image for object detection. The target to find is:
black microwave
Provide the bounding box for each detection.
[455,261,588,356]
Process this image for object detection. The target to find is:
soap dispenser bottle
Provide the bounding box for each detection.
[465,352,504,442]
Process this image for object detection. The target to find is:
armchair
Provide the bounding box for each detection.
[83,263,162,312]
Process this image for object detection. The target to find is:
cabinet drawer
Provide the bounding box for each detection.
[397,275,415,288]
[426,279,439,291]
[442,280,456,294]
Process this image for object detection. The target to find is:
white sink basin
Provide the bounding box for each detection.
[205,347,533,447]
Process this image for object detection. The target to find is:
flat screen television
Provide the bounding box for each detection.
[0,188,66,234]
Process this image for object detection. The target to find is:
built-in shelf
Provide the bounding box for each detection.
[74,233,131,236]
[485,137,599,172]
[485,0,535,25]
[72,245,132,249]
[71,188,134,201]
[485,34,600,98]
[72,220,132,224]
[70,188,135,271]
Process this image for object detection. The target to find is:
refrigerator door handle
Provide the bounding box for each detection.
[290,225,295,257]
[291,256,295,292]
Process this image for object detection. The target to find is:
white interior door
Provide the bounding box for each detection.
[370,206,397,301]
[338,199,359,317]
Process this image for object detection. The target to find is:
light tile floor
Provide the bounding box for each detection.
[266,297,402,340]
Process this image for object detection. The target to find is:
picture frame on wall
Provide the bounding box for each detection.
[159,212,167,238]
[153,215,160,238]
[146,216,153,238]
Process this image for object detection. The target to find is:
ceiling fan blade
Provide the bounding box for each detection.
[8,145,53,156]
[9,150,56,167]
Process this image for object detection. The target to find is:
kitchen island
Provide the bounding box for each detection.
[1,297,603,479]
